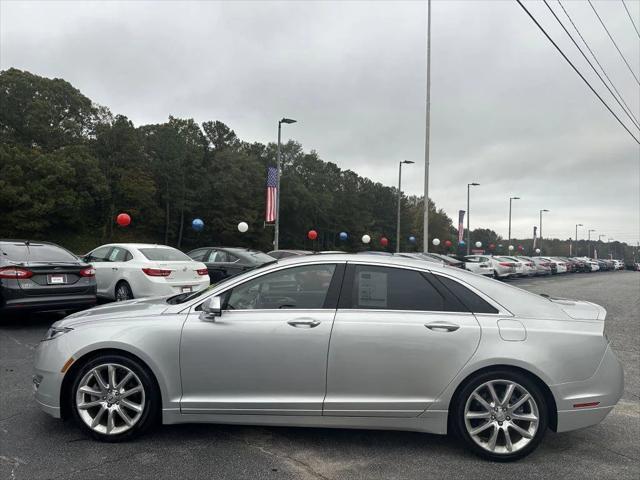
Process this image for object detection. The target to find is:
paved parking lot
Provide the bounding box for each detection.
[1,271,638,480]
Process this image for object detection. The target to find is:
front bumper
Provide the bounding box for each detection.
[551,344,624,432]
[32,337,71,419]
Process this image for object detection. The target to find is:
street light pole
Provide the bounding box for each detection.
[574,223,583,256]
[508,196,520,247]
[539,209,549,252]
[274,117,297,250]
[397,160,415,252]
[587,229,596,257]
[467,182,480,255]
[422,0,432,253]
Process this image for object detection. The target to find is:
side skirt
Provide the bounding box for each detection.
[162,409,449,435]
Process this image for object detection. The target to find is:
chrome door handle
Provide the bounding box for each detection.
[425,322,460,332]
[287,320,321,328]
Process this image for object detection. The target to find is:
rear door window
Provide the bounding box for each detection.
[109,247,131,262]
[343,265,467,312]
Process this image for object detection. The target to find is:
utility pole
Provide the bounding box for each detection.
[587,229,596,257]
[575,223,583,256]
[422,0,432,253]
[539,209,549,252]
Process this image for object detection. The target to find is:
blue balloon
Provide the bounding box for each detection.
[408,236,416,244]
[192,218,204,232]
[339,231,348,241]
[459,240,465,246]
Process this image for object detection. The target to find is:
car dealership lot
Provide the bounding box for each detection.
[1,272,638,479]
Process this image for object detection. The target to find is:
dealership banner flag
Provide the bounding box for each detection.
[458,210,465,243]
[265,166,277,223]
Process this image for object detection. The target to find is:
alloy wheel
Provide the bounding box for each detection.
[463,379,539,455]
[75,363,146,435]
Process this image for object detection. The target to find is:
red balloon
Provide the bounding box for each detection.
[489,243,496,250]
[116,213,131,227]
[307,230,318,240]
[444,240,453,247]
[380,236,389,247]
[518,245,524,251]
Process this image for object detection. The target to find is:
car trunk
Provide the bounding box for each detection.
[152,261,202,283]
[547,297,606,322]
[17,262,89,296]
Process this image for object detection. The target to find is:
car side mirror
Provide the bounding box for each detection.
[200,296,222,321]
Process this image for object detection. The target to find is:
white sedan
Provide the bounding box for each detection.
[85,243,210,301]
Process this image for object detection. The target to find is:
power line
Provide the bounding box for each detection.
[558,0,640,129]
[622,0,640,39]
[547,1,640,130]
[515,0,640,145]
[588,0,640,86]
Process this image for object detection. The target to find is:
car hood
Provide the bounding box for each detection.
[546,296,606,321]
[57,296,170,327]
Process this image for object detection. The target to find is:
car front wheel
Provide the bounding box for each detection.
[70,354,159,441]
[454,370,548,461]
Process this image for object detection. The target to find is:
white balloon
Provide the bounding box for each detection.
[432,238,441,246]
[362,234,371,244]
[508,245,515,251]
[475,241,482,248]
[535,248,541,254]
[237,221,248,233]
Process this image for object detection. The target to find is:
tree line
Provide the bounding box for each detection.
[0,69,636,261]
[0,68,457,254]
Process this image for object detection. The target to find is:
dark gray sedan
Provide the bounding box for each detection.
[187,247,275,283]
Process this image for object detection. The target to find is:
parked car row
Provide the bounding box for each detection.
[0,239,634,317]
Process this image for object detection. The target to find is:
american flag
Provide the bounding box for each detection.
[265,166,277,222]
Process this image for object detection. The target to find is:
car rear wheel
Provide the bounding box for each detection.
[453,370,548,461]
[115,281,133,302]
[70,354,159,442]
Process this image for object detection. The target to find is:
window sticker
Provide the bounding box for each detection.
[108,249,120,261]
[358,271,388,308]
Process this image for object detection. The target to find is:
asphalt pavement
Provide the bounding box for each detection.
[1,271,638,480]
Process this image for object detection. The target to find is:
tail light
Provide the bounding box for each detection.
[527,263,533,267]
[142,268,172,277]
[0,267,33,279]
[79,267,95,277]
[196,268,208,276]
[499,262,513,267]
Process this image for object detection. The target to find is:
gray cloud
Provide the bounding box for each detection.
[1,0,638,243]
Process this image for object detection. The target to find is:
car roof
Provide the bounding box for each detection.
[93,243,177,249]
[0,239,58,246]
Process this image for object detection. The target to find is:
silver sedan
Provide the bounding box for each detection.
[33,254,623,461]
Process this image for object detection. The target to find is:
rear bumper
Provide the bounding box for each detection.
[1,293,97,313]
[551,344,624,432]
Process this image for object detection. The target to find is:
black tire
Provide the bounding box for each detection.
[69,354,160,442]
[115,281,133,302]
[452,369,548,462]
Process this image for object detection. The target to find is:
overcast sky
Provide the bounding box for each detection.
[2,0,639,244]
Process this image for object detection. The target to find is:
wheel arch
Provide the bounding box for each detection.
[447,364,558,432]
[60,347,162,421]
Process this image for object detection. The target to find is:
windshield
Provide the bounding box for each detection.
[0,242,78,262]
[139,247,192,262]
[166,259,278,304]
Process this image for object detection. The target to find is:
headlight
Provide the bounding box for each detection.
[42,326,74,341]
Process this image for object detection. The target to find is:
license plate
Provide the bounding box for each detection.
[181,287,192,293]
[48,275,65,285]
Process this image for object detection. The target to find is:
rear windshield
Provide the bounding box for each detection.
[0,243,78,262]
[238,250,277,263]
[139,248,192,262]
